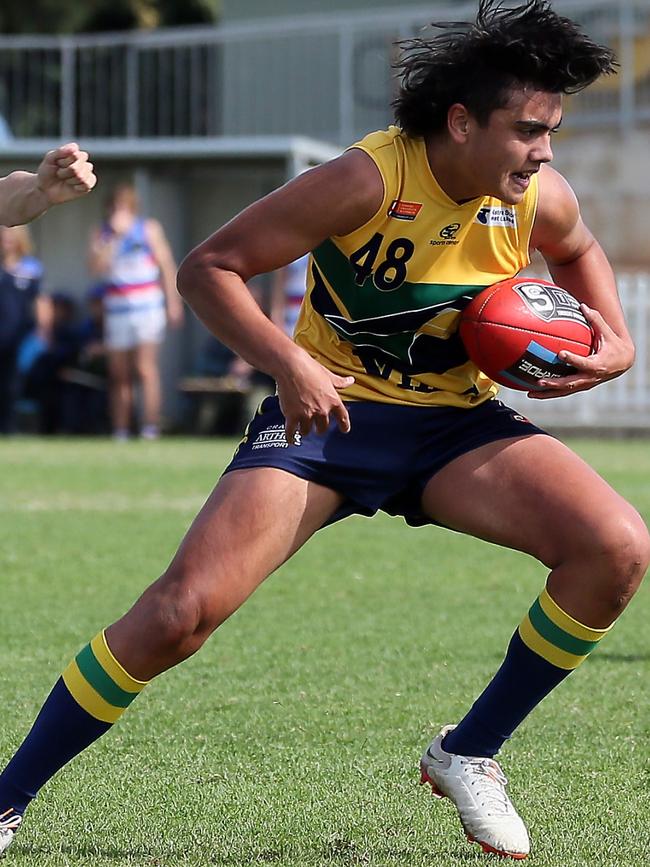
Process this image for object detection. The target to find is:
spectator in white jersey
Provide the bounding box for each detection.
[88,182,184,441]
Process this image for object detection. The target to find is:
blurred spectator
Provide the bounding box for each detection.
[182,334,274,436]
[0,225,43,433]
[75,284,107,377]
[19,292,81,434]
[271,253,309,338]
[58,284,109,434]
[88,182,184,441]
[17,286,109,435]
[0,224,43,283]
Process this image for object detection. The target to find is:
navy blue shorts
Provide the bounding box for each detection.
[223,396,548,527]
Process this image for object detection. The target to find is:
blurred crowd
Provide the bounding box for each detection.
[0,225,109,436]
[0,183,305,439]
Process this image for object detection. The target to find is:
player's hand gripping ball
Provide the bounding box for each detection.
[459,277,594,390]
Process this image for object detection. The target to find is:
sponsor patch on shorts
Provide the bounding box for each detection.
[252,424,301,449]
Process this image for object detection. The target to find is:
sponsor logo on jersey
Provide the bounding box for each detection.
[387,199,423,221]
[429,222,461,246]
[252,424,301,449]
[475,206,517,228]
[514,282,588,324]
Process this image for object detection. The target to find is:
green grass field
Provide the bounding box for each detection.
[0,437,649,866]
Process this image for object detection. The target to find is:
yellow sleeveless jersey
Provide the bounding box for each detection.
[293,126,539,408]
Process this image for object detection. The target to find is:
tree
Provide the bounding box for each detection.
[155,0,218,27]
[0,0,88,33]
[0,0,220,34]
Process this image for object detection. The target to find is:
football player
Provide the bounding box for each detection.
[0,2,646,860]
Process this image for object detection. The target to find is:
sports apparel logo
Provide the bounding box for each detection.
[252,424,301,449]
[475,206,517,228]
[430,222,461,247]
[387,199,422,221]
[514,282,587,324]
[439,223,460,240]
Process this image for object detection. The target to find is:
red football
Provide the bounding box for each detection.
[459,277,593,391]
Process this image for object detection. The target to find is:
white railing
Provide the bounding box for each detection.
[503,272,650,428]
[0,0,647,145]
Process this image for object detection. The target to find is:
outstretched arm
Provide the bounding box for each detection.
[528,164,634,399]
[0,143,96,227]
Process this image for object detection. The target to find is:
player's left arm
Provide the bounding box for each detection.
[0,143,96,227]
[528,164,634,398]
[145,219,184,328]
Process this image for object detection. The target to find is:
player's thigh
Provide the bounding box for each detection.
[421,434,641,567]
[165,466,344,617]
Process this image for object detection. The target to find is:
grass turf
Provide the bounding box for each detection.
[0,436,648,866]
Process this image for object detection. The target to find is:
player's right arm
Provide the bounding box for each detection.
[177,148,384,442]
[0,144,95,227]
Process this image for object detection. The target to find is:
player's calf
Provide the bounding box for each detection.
[423,523,649,851]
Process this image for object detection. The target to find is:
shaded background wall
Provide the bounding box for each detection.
[0,0,648,427]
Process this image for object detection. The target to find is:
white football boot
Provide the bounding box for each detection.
[420,725,530,859]
[0,810,21,858]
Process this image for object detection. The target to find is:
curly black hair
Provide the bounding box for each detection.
[393,0,617,137]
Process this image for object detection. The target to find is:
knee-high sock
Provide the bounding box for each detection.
[0,631,148,816]
[443,587,612,758]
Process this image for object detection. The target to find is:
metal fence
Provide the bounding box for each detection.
[504,272,650,429]
[0,0,648,145]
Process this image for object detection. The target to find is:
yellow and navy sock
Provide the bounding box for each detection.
[443,587,611,758]
[0,631,147,816]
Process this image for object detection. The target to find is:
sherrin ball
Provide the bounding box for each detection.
[459,277,594,391]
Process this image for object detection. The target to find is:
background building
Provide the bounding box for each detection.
[0,0,648,427]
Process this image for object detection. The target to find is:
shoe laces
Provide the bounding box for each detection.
[462,757,514,815]
[0,809,22,833]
